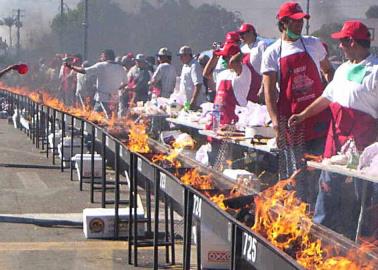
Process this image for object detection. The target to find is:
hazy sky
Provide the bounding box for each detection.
[0,0,376,46]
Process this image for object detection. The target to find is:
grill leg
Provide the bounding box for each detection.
[164,195,170,264]
[183,191,193,270]
[153,170,160,270]
[90,126,95,203]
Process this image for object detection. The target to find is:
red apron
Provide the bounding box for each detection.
[278,39,330,141]
[214,80,239,125]
[242,53,262,103]
[323,102,378,158]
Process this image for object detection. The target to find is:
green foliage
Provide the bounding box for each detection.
[312,22,343,57]
[48,0,242,60]
[366,5,378,18]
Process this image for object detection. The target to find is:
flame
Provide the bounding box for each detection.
[127,120,150,153]
[180,169,213,190]
[251,177,378,269]
[210,194,227,210]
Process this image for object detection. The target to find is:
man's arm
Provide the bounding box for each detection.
[263,71,279,133]
[320,58,334,83]
[229,52,243,75]
[190,83,202,108]
[288,96,331,127]
[0,65,17,79]
[203,54,220,80]
[65,63,86,74]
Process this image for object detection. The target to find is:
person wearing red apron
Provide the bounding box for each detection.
[243,53,262,103]
[209,43,251,128]
[238,23,267,103]
[289,20,378,236]
[206,43,251,166]
[262,2,334,203]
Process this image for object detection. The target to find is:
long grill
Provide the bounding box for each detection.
[1,87,377,270]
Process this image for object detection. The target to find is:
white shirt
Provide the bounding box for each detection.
[322,54,378,118]
[241,40,267,75]
[151,63,177,98]
[76,73,86,95]
[85,61,127,102]
[179,58,206,105]
[216,64,251,106]
[261,36,327,79]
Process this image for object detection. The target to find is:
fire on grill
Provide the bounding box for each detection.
[2,84,378,269]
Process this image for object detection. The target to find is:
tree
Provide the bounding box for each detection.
[366,5,378,18]
[46,0,242,61]
[2,17,16,48]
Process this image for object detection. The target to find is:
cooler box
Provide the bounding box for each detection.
[83,195,145,239]
[72,153,103,180]
[58,137,82,162]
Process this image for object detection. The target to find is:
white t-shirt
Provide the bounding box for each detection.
[216,64,251,106]
[85,61,127,102]
[261,36,327,81]
[179,58,206,105]
[322,54,378,118]
[151,63,177,98]
[241,40,267,75]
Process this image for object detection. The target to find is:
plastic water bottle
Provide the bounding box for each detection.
[212,104,221,132]
[151,93,158,107]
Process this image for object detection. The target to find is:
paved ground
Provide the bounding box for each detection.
[0,119,194,269]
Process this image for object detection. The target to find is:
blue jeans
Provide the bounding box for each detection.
[314,171,378,237]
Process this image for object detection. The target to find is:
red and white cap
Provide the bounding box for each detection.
[331,20,370,41]
[238,23,256,34]
[277,2,309,21]
[214,43,241,58]
[224,31,241,44]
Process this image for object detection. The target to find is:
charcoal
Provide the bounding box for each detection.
[223,194,255,209]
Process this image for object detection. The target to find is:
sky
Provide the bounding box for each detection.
[0,0,377,46]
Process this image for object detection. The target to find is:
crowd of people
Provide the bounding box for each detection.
[1,1,377,239]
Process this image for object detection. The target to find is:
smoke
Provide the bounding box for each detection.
[0,0,81,47]
[0,0,376,48]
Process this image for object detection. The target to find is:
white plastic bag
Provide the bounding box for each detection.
[195,143,212,166]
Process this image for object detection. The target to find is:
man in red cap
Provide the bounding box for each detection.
[289,20,378,235]
[203,31,241,100]
[211,43,251,126]
[261,1,334,203]
[238,23,268,103]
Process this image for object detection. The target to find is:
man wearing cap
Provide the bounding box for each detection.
[238,23,268,103]
[149,47,177,98]
[289,20,378,234]
[203,32,241,88]
[261,1,334,203]
[122,54,152,105]
[212,43,251,126]
[66,49,127,118]
[178,45,206,109]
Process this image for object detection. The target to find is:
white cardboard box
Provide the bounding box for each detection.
[72,153,103,180]
[83,195,145,239]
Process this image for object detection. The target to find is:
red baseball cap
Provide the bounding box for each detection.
[331,20,371,41]
[277,2,310,21]
[224,31,241,44]
[214,43,241,58]
[238,23,256,34]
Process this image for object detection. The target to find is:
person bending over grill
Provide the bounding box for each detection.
[289,21,378,237]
